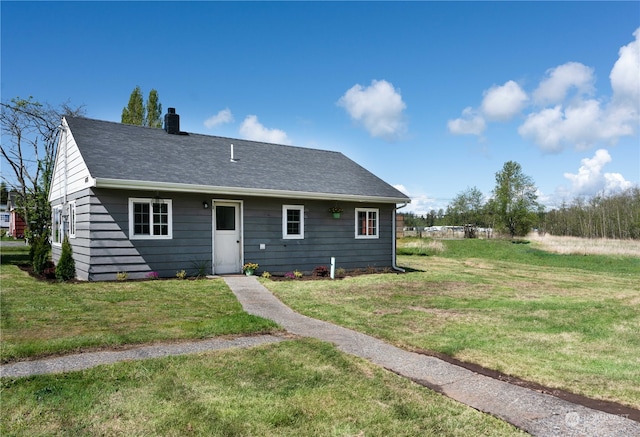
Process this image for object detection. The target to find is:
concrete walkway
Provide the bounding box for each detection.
[2,275,638,436]
[224,276,640,437]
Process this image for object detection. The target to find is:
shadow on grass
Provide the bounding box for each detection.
[398,265,425,273]
[1,246,31,266]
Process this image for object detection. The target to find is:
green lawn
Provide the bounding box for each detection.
[1,339,523,436]
[1,247,523,436]
[0,247,279,362]
[263,238,640,409]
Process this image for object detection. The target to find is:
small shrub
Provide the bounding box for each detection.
[336,267,346,277]
[261,271,272,279]
[146,271,159,280]
[365,265,377,274]
[116,272,129,281]
[284,271,296,279]
[313,265,329,277]
[294,270,303,279]
[176,270,187,279]
[191,259,210,278]
[55,236,76,281]
[31,234,50,276]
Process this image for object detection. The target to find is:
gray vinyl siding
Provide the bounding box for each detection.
[50,188,93,280]
[243,197,396,275]
[53,188,397,281]
[83,189,213,281]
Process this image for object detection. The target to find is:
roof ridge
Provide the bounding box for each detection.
[65,115,345,155]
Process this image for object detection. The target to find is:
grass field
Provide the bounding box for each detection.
[264,238,640,409]
[1,339,523,436]
[0,245,524,436]
[0,246,279,362]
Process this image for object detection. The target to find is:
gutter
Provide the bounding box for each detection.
[93,178,411,204]
[392,203,409,273]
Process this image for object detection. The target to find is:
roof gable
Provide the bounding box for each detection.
[64,116,410,203]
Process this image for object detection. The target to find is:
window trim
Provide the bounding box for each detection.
[68,201,76,238]
[52,205,63,246]
[282,204,304,240]
[355,208,379,239]
[128,197,173,240]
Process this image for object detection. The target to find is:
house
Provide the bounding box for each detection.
[7,192,26,239]
[0,203,9,232]
[48,108,410,281]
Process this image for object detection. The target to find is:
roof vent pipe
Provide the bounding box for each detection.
[164,108,180,134]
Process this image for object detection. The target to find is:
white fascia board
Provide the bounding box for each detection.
[93,178,411,204]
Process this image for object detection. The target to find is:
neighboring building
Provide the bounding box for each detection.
[7,192,26,239]
[0,203,9,231]
[48,109,410,281]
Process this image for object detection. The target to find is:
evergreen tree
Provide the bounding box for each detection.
[55,235,76,281]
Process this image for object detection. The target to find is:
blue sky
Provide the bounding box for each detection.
[2,1,639,214]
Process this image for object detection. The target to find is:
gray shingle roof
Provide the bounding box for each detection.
[65,116,410,203]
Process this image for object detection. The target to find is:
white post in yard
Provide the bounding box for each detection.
[330,257,336,279]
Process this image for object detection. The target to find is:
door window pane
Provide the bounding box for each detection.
[216,205,235,231]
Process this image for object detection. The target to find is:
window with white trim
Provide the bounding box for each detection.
[68,201,76,238]
[355,208,379,238]
[52,205,63,245]
[128,198,173,239]
[282,205,304,239]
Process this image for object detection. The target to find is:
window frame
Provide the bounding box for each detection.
[355,208,379,239]
[67,201,76,238]
[282,204,305,240]
[128,197,173,240]
[52,205,63,246]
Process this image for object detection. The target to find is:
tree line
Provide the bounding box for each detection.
[543,188,640,240]
[403,174,639,240]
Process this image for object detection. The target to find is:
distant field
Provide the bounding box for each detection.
[528,233,640,257]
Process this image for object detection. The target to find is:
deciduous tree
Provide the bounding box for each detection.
[489,161,541,238]
[1,97,84,241]
[145,89,162,128]
[121,86,145,125]
[121,86,162,127]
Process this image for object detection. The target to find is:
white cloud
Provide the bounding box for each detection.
[393,184,410,196]
[448,81,526,136]
[393,186,445,215]
[449,28,640,151]
[532,62,595,106]
[518,99,603,152]
[337,79,407,141]
[610,28,640,105]
[562,149,632,196]
[481,80,528,121]
[239,115,291,145]
[447,107,486,135]
[204,108,234,129]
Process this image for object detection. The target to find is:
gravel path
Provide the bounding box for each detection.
[0,335,283,378]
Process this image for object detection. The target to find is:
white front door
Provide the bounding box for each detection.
[213,201,242,274]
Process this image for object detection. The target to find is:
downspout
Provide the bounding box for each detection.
[392,203,408,272]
